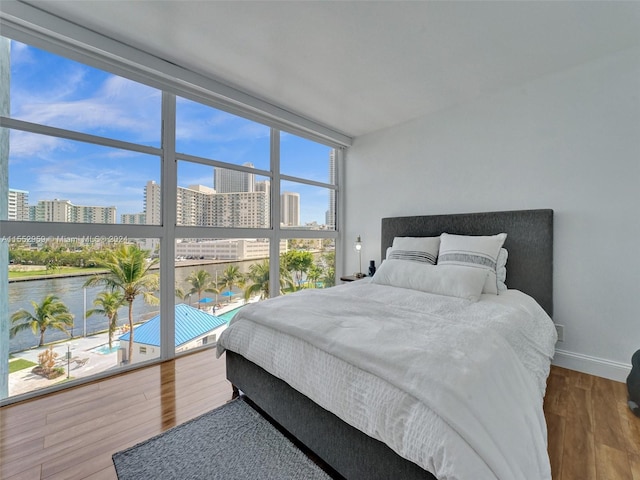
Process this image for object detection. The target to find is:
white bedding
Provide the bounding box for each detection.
[217,280,557,480]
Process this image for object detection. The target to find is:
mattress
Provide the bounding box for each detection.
[217,280,557,480]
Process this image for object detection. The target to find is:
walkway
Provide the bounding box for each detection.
[7,299,247,397]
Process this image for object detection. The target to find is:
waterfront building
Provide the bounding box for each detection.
[8,189,29,221]
[147,180,269,229]
[118,304,228,365]
[176,184,214,226]
[121,212,146,224]
[207,191,269,228]
[33,199,116,223]
[175,238,273,261]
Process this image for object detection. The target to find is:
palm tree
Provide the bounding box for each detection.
[243,260,295,301]
[306,264,323,288]
[175,284,189,305]
[184,269,219,309]
[321,266,336,288]
[218,265,243,302]
[10,294,74,347]
[86,291,125,350]
[84,244,159,363]
[244,261,270,301]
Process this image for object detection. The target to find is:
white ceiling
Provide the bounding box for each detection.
[20,1,640,138]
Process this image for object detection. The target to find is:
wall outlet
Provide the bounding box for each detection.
[555,324,564,343]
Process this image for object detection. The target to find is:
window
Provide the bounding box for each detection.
[281,134,335,184]
[280,238,335,292]
[281,181,334,229]
[8,131,161,224]
[280,133,337,231]
[9,41,161,147]
[0,34,340,403]
[176,97,270,171]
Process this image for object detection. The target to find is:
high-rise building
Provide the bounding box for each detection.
[214,162,255,193]
[121,213,146,224]
[144,180,161,225]
[255,179,270,193]
[8,189,29,221]
[281,191,300,227]
[207,191,269,228]
[33,199,116,223]
[176,184,215,226]
[145,181,269,229]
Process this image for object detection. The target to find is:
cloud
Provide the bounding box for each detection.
[17,143,159,217]
[9,130,70,160]
[9,41,34,66]
[10,45,162,146]
[30,169,148,215]
[176,101,270,145]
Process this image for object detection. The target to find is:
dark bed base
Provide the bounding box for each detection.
[226,351,437,480]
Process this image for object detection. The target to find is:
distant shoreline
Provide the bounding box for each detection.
[9,269,108,283]
[8,258,240,283]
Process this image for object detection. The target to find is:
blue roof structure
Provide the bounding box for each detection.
[119,304,228,347]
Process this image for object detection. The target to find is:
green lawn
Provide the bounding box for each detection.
[9,358,37,374]
[9,266,107,280]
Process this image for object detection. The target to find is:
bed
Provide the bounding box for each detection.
[218,209,556,480]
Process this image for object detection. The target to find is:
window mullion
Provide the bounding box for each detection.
[160,92,176,360]
[279,173,337,191]
[336,148,345,285]
[0,116,162,157]
[270,129,281,298]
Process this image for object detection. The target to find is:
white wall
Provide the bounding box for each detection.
[344,47,640,381]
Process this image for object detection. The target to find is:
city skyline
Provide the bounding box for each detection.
[6,38,335,226]
[10,180,309,228]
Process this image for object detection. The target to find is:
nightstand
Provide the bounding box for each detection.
[340,274,367,282]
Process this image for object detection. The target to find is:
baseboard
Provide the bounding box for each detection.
[553,349,631,383]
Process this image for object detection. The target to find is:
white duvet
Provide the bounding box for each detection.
[217,280,557,480]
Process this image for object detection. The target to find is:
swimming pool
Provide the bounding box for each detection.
[217,306,242,322]
[92,341,120,355]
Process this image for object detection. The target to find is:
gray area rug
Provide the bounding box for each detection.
[112,398,332,480]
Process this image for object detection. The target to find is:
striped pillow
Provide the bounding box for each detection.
[388,236,440,265]
[437,233,507,294]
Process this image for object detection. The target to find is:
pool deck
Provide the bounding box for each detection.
[7,299,246,397]
[8,332,121,397]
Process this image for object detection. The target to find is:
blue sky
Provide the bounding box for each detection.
[7,40,334,225]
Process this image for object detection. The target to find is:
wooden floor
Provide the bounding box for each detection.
[544,366,640,480]
[0,351,638,479]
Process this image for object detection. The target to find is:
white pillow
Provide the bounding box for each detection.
[387,236,440,265]
[437,233,507,295]
[371,259,488,301]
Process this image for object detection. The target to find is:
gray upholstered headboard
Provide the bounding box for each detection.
[381,209,553,317]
